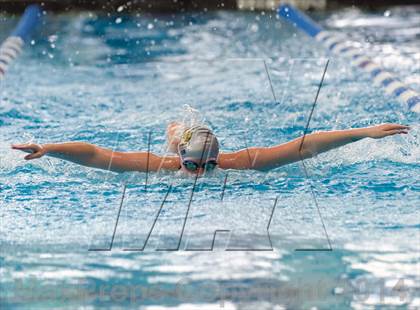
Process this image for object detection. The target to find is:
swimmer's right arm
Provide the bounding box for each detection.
[11,142,180,172]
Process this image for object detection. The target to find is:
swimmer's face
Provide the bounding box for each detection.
[180,163,205,176]
[180,158,218,176]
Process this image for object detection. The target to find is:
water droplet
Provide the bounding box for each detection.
[115,17,122,24]
[48,35,58,43]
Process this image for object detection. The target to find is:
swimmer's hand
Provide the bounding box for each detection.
[366,123,410,139]
[11,143,46,160]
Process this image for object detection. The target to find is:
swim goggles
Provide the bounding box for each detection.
[182,160,218,172]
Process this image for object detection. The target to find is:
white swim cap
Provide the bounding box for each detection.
[178,126,219,162]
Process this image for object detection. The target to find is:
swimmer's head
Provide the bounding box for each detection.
[178,126,219,174]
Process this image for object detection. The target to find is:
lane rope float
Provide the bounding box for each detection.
[0,4,41,80]
[278,4,420,113]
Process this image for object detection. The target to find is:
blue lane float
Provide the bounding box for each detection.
[278,4,420,113]
[0,4,41,79]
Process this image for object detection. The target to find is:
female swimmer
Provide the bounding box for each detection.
[12,122,409,175]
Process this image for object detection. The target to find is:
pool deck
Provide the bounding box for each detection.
[1,0,420,13]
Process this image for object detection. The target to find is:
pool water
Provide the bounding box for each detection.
[1,6,419,310]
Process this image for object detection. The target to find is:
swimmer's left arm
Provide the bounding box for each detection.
[218,123,409,170]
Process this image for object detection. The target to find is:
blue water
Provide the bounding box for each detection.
[1,6,419,310]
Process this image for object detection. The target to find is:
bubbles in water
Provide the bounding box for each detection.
[48,35,58,43]
[250,23,259,32]
[181,104,204,127]
[115,17,122,24]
